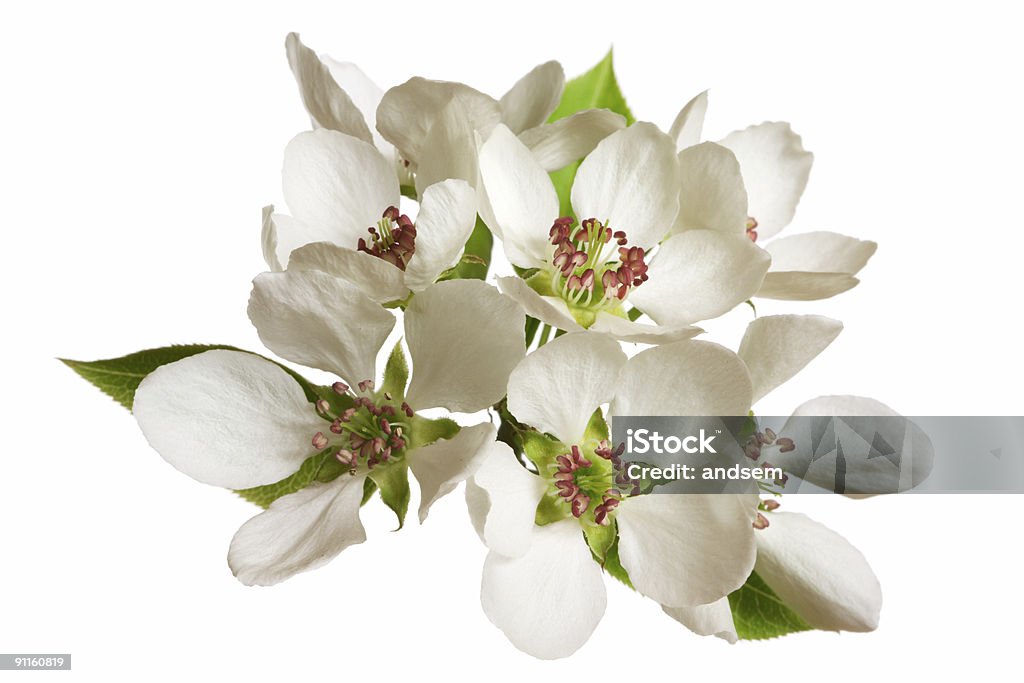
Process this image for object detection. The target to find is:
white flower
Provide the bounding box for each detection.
[478,121,768,342]
[466,332,759,659]
[261,127,477,299]
[285,33,625,197]
[664,509,883,642]
[666,91,877,300]
[132,277,526,586]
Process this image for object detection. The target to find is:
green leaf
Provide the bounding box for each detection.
[62,344,326,409]
[546,49,637,216]
[381,341,409,399]
[549,49,636,126]
[235,450,347,509]
[62,344,239,410]
[441,216,493,281]
[728,571,813,640]
[407,415,460,450]
[368,463,411,529]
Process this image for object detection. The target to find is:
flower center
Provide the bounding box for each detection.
[310,379,413,473]
[357,206,417,270]
[547,439,638,526]
[547,217,649,310]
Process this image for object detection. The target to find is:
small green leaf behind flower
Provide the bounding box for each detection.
[728,571,812,640]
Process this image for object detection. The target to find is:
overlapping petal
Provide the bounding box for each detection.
[133,350,321,489]
[404,280,525,413]
[408,423,500,523]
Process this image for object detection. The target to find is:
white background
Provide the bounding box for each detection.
[3,0,1022,680]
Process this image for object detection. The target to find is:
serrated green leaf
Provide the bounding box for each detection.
[62,344,326,409]
[728,570,813,640]
[381,341,409,399]
[368,463,411,529]
[407,415,460,450]
[62,344,239,409]
[235,450,346,508]
[546,49,637,216]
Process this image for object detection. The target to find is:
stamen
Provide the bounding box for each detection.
[357,206,417,270]
[745,217,759,242]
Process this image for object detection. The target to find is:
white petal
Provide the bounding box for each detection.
[766,231,877,274]
[675,142,748,234]
[519,109,626,171]
[499,61,565,134]
[663,598,738,643]
[319,56,393,158]
[588,313,703,344]
[228,474,367,586]
[719,122,813,240]
[478,125,558,269]
[774,396,935,495]
[262,211,338,272]
[133,350,321,489]
[404,280,525,413]
[248,269,395,384]
[282,129,398,248]
[617,493,757,606]
[755,511,882,631]
[284,33,374,143]
[261,205,283,272]
[571,122,680,250]
[611,340,753,417]
[481,520,606,659]
[286,242,409,304]
[738,315,843,403]
[408,423,499,523]
[668,90,709,151]
[377,77,500,166]
[507,332,626,444]
[496,276,583,333]
[467,444,547,558]
[629,230,771,325]
[413,93,488,195]
[403,179,477,291]
[756,271,860,301]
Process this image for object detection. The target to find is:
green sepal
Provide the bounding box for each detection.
[438,216,492,282]
[400,184,417,200]
[582,407,609,444]
[62,344,327,409]
[381,341,409,399]
[546,49,637,217]
[235,449,347,509]
[361,477,378,506]
[524,316,541,347]
[626,307,644,322]
[521,430,566,472]
[583,520,617,563]
[601,537,634,589]
[728,570,813,640]
[368,463,411,529]
[407,414,460,451]
[534,492,571,526]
